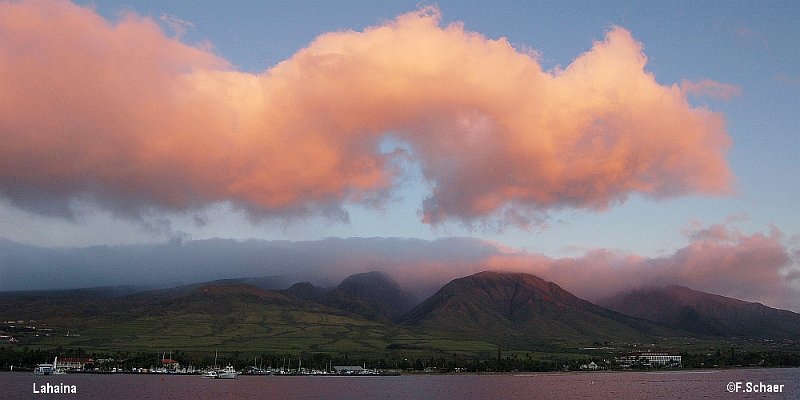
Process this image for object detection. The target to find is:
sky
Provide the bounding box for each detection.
[0,1,798,310]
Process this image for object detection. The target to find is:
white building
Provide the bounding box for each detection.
[580,361,600,370]
[56,358,94,371]
[616,352,681,368]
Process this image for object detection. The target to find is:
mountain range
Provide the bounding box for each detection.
[1,270,798,356]
[599,285,800,339]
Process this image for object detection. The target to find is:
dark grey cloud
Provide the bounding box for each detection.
[0,236,498,299]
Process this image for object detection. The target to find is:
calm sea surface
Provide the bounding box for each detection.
[2,368,798,399]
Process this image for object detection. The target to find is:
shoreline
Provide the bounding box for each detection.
[5,365,799,376]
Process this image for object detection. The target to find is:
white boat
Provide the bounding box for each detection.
[34,364,54,375]
[201,370,218,379]
[34,357,56,376]
[202,351,221,379]
[246,357,271,375]
[216,365,237,379]
[200,351,237,379]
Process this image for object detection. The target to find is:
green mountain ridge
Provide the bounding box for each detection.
[2,271,798,360]
[599,285,800,339]
[400,271,675,347]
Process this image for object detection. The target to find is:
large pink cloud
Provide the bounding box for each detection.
[0,2,733,224]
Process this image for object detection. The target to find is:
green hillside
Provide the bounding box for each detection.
[1,282,499,360]
[400,271,676,348]
[3,271,798,368]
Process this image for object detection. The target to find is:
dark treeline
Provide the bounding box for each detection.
[680,348,800,369]
[2,346,799,372]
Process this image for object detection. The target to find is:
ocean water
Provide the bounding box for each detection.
[3,368,798,399]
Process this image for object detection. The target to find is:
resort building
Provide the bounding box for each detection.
[616,352,681,368]
[56,357,94,371]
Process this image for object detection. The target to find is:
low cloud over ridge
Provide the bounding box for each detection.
[1,224,797,312]
[485,224,800,312]
[0,1,732,226]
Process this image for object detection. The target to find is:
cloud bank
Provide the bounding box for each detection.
[485,224,800,312]
[0,1,732,226]
[1,224,797,311]
[0,236,500,300]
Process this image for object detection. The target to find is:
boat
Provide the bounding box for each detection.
[34,357,56,376]
[200,351,237,379]
[216,365,238,379]
[201,370,218,379]
[202,351,221,379]
[245,357,271,375]
[34,364,54,376]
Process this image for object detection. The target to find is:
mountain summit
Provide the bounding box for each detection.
[400,271,667,345]
[287,271,416,322]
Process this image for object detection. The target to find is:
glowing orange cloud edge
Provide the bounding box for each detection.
[0,1,733,226]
